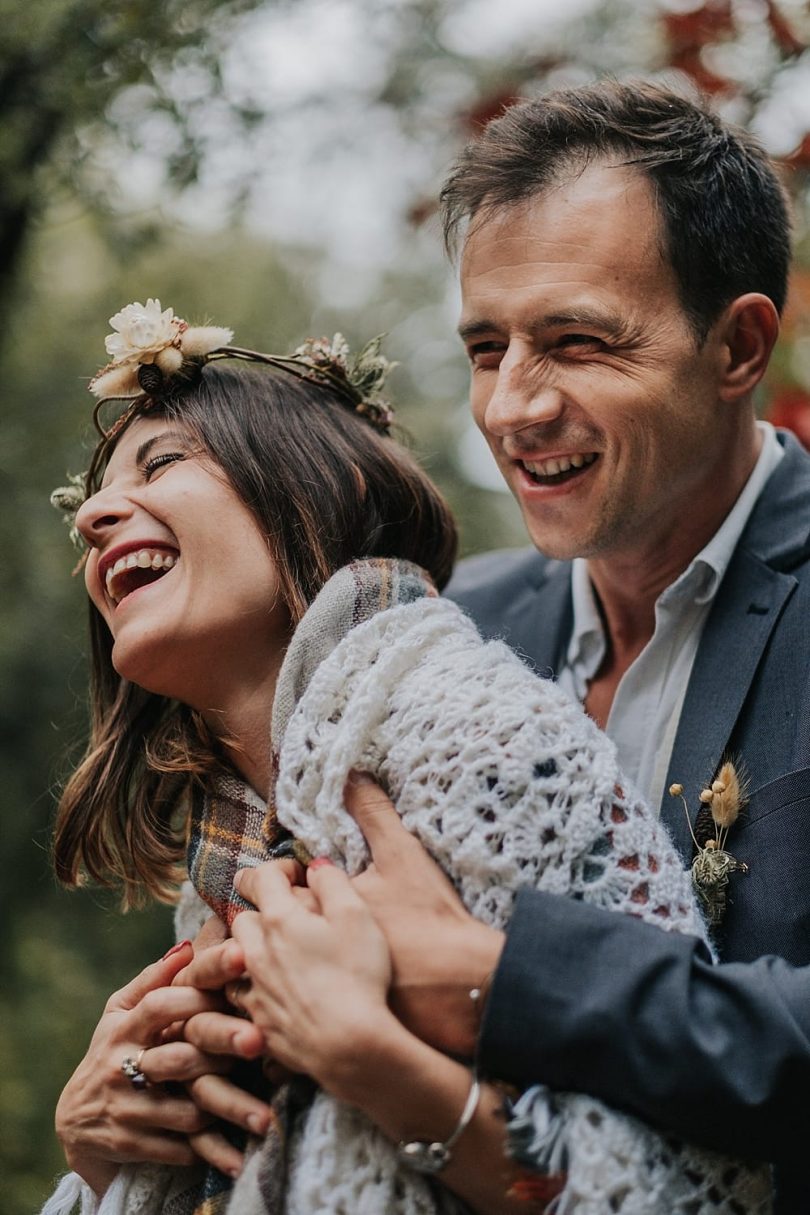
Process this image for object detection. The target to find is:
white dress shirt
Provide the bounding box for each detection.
[557,422,784,810]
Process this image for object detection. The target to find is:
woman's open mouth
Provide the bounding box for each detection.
[105,547,179,605]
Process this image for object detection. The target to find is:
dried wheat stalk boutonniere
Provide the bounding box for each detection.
[669,760,749,927]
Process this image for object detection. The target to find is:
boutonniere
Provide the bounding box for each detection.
[669,760,749,927]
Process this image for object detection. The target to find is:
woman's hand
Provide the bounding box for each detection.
[231,860,397,1101]
[232,861,525,1214]
[54,941,269,1196]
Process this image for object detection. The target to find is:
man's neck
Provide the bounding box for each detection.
[582,423,764,726]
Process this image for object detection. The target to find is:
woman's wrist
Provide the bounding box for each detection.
[62,1147,118,1200]
[320,1007,478,1147]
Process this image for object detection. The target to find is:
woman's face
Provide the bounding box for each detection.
[76,415,292,708]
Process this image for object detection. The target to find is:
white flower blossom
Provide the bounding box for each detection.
[104,298,184,365]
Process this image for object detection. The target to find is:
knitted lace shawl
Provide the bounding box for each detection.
[42,559,771,1215]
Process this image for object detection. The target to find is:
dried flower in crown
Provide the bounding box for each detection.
[288,333,397,430]
[53,302,399,566]
[90,299,233,401]
[50,473,88,554]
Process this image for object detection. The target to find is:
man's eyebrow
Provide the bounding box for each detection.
[541,308,628,333]
[457,319,499,342]
[458,309,630,342]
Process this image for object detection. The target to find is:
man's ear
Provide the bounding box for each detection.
[717,293,780,403]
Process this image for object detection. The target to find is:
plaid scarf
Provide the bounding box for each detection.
[184,558,436,1215]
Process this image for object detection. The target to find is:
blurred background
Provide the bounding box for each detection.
[4,1,810,1209]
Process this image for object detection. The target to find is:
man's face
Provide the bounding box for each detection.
[459,163,736,564]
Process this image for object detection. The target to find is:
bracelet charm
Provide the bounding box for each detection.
[396,1074,481,1175]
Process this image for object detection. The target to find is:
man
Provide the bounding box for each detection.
[440,78,809,966]
[391,78,810,1207]
[180,81,810,1210]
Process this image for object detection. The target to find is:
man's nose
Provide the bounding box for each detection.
[481,355,564,437]
[75,486,134,547]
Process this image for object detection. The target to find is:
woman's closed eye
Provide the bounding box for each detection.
[142,452,186,481]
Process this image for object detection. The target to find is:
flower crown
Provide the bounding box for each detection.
[51,299,397,556]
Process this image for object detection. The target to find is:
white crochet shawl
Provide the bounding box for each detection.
[43,563,771,1215]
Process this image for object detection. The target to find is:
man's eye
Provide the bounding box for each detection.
[468,342,506,367]
[557,333,605,350]
[143,452,184,480]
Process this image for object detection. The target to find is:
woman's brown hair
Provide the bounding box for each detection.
[53,363,457,906]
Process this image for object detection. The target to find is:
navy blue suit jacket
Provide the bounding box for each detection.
[446,431,810,1207]
[449,431,810,963]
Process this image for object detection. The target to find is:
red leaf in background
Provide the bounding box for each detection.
[406,196,437,228]
[784,132,810,168]
[765,0,806,55]
[461,88,522,133]
[767,387,810,449]
[662,1,735,51]
[776,266,810,338]
[669,47,738,94]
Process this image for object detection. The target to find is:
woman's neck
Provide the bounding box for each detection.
[200,661,285,799]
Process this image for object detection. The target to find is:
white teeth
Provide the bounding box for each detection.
[104,548,178,600]
[522,452,597,478]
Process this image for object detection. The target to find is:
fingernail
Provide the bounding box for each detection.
[347,770,374,787]
[246,1112,268,1135]
[162,940,192,960]
[308,857,334,870]
[231,1029,252,1054]
[227,1164,242,1179]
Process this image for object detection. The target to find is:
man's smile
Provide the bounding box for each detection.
[518,452,599,486]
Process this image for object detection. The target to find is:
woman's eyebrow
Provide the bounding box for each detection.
[134,430,191,466]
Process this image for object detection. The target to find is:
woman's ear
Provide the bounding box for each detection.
[717,293,780,403]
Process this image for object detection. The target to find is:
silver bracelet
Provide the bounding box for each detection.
[396,1072,481,1175]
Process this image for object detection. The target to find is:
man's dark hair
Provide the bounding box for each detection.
[441,78,792,340]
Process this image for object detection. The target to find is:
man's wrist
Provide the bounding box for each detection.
[326,1010,477,1149]
[389,923,505,1058]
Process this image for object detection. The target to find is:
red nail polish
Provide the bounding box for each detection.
[308,857,334,870]
[162,940,192,960]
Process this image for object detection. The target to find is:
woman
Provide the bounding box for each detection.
[45,300,770,1214]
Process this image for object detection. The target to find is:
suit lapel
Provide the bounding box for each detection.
[500,560,572,675]
[659,432,810,855]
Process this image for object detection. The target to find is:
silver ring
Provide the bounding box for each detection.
[121,1048,149,1091]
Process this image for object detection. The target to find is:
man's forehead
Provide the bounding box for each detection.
[460,163,663,271]
[458,164,671,322]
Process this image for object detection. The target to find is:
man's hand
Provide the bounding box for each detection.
[344,773,505,1058]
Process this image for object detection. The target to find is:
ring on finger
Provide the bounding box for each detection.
[121,1047,150,1091]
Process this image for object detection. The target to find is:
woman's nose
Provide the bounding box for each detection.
[75,486,133,547]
